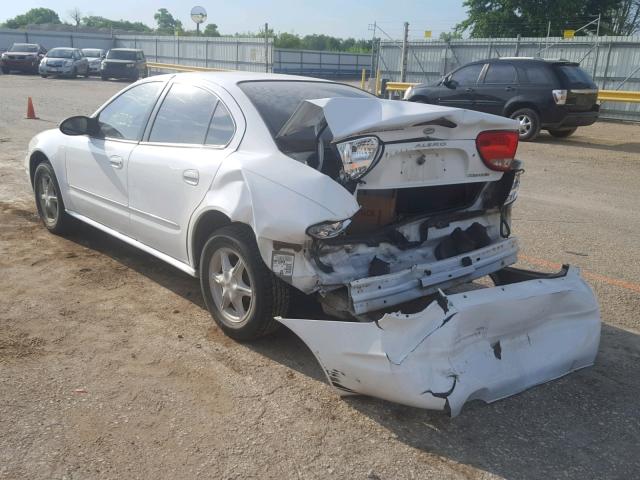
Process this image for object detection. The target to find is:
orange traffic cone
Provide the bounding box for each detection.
[26,97,38,120]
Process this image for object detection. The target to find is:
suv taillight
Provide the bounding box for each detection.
[476,131,519,171]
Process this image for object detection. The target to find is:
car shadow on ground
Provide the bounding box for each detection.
[536,133,640,154]
[66,221,640,480]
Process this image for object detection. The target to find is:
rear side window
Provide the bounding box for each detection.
[523,65,555,85]
[149,84,218,144]
[206,103,235,146]
[451,64,484,86]
[484,63,517,84]
[97,82,163,140]
[556,65,596,89]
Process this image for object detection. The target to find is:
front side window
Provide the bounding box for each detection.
[451,64,484,86]
[149,83,218,144]
[484,63,517,84]
[97,82,163,141]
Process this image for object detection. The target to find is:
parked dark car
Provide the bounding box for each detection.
[39,48,90,78]
[101,48,148,81]
[404,58,599,140]
[0,43,47,74]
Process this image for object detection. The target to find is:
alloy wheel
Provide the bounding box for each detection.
[209,247,254,324]
[38,172,59,226]
[516,114,532,136]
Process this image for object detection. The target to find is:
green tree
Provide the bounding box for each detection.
[154,8,183,35]
[274,32,302,49]
[439,31,463,41]
[203,24,221,37]
[82,15,152,33]
[3,8,61,28]
[456,0,635,37]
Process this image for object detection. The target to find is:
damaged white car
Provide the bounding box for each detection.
[26,72,601,415]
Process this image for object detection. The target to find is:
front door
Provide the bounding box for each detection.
[437,63,485,109]
[65,81,165,233]
[128,82,238,263]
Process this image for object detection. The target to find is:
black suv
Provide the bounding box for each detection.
[100,48,148,81]
[405,58,599,140]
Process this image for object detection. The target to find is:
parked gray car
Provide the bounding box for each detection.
[39,48,89,78]
[81,48,105,75]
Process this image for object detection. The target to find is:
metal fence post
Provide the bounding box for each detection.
[601,41,613,90]
[206,39,209,68]
[515,34,521,57]
[264,22,269,73]
[236,40,239,70]
[400,22,409,82]
[25,32,29,42]
[155,37,158,62]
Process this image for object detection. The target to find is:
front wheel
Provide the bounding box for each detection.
[33,162,73,234]
[200,224,290,341]
[510,108,541,141]
[548,128,577,138]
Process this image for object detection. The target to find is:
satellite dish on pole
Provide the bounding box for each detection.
[191,6,207,35]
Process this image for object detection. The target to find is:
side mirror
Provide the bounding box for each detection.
[60,116,98,136]
[443,76,456,89]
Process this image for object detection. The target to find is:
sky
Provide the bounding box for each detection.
[0,1,468,40]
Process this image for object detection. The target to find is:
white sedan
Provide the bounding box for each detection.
[26,72,601,415]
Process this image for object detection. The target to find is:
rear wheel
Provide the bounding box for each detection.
[548,128,577,138]
[33,162,73,235]
[70,67,77,79]
[40,74,48,78]
[200,224,290,341]
[510,108,541,141]
[101,75,108,81]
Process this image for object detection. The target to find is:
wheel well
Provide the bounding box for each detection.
[191,210,232,271]
[29,151,49,185]
[409,95,430,103]
[504,102,540,118]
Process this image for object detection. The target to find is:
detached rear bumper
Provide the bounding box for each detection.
[278,265,600,416]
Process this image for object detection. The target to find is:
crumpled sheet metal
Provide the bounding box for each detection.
[278,266,601,416]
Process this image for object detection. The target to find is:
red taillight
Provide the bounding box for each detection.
[475,130,519,171]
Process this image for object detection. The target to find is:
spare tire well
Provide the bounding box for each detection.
[191,210,232,273]
[29,151,49,185]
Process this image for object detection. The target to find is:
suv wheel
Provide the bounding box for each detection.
[33,162,73,234]
[548,128,577,138]
[200,224,290,341]
[510,108,541,141]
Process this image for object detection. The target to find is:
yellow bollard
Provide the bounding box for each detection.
[360,68,366,90]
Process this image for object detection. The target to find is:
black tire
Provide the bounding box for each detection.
[142,68,148,78]
[548,128,577,138]
[200,224,290,341]
[40,74,48,78]
[33,162,73,235]
[1,67,9,74]
[101,75,108,81]
[70,67,77,79]
[509,108,541,141]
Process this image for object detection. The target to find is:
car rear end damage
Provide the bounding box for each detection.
[261,96,601,413]
[278,265,600,416]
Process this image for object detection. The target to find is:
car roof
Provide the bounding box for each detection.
[466,57,577,66]
[155,71,337,87]
[109,48,142,52]
[50,47,76,50]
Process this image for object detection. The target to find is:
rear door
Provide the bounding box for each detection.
[437,63,485,110]
[128,81,240,263]
[475,62,518,115]
[65,81,165,233]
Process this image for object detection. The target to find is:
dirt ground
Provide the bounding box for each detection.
[1,74,639,480]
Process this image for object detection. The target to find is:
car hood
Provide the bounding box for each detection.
[103,59,137,64]
[276,97,517,142]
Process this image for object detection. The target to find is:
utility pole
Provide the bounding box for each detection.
[545,21,551,52]
[400,21,409,82]
[369,21,377,75]
[264,22,269,73]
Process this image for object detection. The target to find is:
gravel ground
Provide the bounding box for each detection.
[1,73,639,480]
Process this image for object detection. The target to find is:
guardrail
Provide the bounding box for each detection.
[147,62,229,73]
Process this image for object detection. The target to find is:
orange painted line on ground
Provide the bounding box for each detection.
[519,254,640,295]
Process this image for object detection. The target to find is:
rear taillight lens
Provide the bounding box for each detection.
[475,130,519,171]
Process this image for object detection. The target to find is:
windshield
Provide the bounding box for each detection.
[82,49,103,58]
[107,50,137,60]
[47,49,74,59]
[238,80,373,137]
[556,65,597,89]
[10,44,38,53]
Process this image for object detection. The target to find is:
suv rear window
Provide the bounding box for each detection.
[555,65,596,89]
[522,65,555,84]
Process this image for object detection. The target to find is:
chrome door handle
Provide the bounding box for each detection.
[183,169,199,186]
[109,155,123,169]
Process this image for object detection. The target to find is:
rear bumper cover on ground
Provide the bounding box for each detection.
[278,265,600,416]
